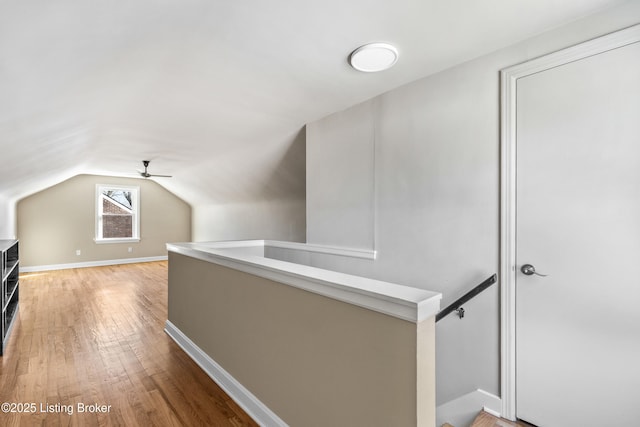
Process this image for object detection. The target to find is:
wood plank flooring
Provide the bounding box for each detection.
[0,262,258,426]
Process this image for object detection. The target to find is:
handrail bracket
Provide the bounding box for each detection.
[436,274,497,322]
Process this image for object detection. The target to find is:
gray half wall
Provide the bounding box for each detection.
[168,252,436,427]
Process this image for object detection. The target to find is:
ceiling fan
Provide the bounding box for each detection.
[139,160,172,178]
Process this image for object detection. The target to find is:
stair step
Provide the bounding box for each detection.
[469,410,532,427]
[441,410,535,427]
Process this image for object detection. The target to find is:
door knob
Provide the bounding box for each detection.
[521,264,548,277]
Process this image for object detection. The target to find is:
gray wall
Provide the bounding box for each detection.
[305,1,640,406]
[17,174,191,267]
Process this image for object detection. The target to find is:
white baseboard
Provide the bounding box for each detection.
[164,320,287,427]
[21,255,168,273]
[436,389,501,427]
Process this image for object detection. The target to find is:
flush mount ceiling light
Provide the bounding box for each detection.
[349,43,399,72]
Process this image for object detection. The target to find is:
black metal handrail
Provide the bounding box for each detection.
[435,274,497,322]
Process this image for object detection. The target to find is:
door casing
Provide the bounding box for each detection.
[498,23,640,421]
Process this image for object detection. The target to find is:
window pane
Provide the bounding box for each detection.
[102,190,132,210]
[101,189,134,238]
[102,215,133,238]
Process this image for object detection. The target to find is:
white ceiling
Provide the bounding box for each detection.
[0,0,626,205]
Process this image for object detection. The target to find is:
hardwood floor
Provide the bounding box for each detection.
[0,262,258,426]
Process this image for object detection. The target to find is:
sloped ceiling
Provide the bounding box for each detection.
[0,0,626,206]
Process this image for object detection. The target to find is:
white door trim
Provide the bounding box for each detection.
[499,23,640,421]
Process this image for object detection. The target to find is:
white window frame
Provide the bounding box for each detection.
[95,184,140,244]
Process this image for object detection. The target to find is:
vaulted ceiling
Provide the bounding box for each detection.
[0,0,626,206]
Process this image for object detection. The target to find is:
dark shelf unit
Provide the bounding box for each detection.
[0,239,19,355]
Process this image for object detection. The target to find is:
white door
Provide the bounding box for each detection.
[515,40,640,426]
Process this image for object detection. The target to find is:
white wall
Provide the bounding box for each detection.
[193,199,306,242]
[0,195,16,239]
[306,102,375,249]
[305,0,640,409]
[308,92,500,405]
[191,127,307,243]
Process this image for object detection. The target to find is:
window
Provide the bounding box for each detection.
[96,185,140,243]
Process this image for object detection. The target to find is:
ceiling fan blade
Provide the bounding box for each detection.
[148,174,172,178]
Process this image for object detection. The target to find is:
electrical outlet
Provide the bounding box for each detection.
[128,247,133,253]
[76,249,81,256]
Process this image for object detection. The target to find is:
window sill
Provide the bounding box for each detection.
[94,238,140,244]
